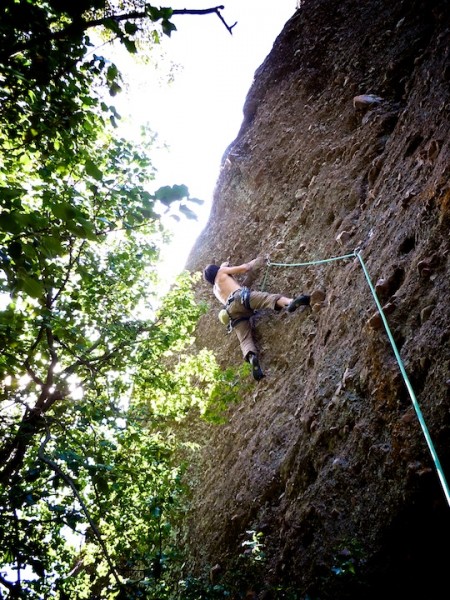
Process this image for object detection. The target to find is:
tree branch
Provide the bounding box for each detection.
[83,6,237,35]
[5,4,236,61]
[0,572,17,593]
[0,386,64,484]
[24,326,46,387]
[38,422,123,589]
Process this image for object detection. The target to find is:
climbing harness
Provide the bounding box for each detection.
[261,248,450,507]
[219,287,254,333]
[240,286,252,310]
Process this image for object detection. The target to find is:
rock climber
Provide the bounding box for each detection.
[203,258,310,381]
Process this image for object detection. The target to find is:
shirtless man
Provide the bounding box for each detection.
[203,258,310,381]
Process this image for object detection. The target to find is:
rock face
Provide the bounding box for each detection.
[185,0,450,597]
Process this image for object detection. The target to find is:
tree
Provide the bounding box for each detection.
[0,1,242,597]
[0,91,205,598]
[0,1,236,160]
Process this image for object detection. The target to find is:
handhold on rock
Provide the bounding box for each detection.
[418,254,440,277]
[375,278,390,300]
[420,305,434,323]
[374,267,405,300]
[383,301,397,315]
[210,564,222,584]
[311,289,326,304]
[367,312,383,330]
[353,94,383,110]
[426,139,440,161]
[368,155,384,185]
[336,230,352,244]
[367,301,397,329]
[312,301,326,313]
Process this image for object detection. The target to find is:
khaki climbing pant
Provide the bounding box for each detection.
[226,288,282,359]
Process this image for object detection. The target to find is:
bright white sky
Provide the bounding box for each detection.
[107,1,296,281]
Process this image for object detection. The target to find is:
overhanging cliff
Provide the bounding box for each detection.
[185,0,450,597]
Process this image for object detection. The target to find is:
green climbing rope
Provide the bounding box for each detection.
[261,251,356,291]
[263,249,450,506]
[355,251,450,506]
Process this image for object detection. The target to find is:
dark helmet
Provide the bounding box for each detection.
[203,264,219,285]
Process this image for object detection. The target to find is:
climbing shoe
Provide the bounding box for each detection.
[287,294,310,312]
[248,352,264,381]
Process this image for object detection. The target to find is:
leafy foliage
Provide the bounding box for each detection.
[0,0,248,598]
[177,530,268,600]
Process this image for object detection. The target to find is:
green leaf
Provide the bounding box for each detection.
[109,81,122,97]
[65,220,93,239]
[162,20,177,37]
[51,202,77,221]
[66,511,83,530]
[0,212,21,234]
[76,218,97,241]
[0,186,24,200]
[103,18,121,34]
[188,197,205,205]
[179,204,198,220]
[160,8,174,19]
[146,6,162,20]
[155,184,189,206]
[25,493,39,506]
[41,236,64,258]
[123,38,137,54]
[30,558,46,578]
[93,474,109,494]
[85,159,103,181]
[24,467,42,482]
[21,275,44,299]
[106,64,118,83]
[48,504,66,514]
[124,22,138,35]
[140,207,157,219]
